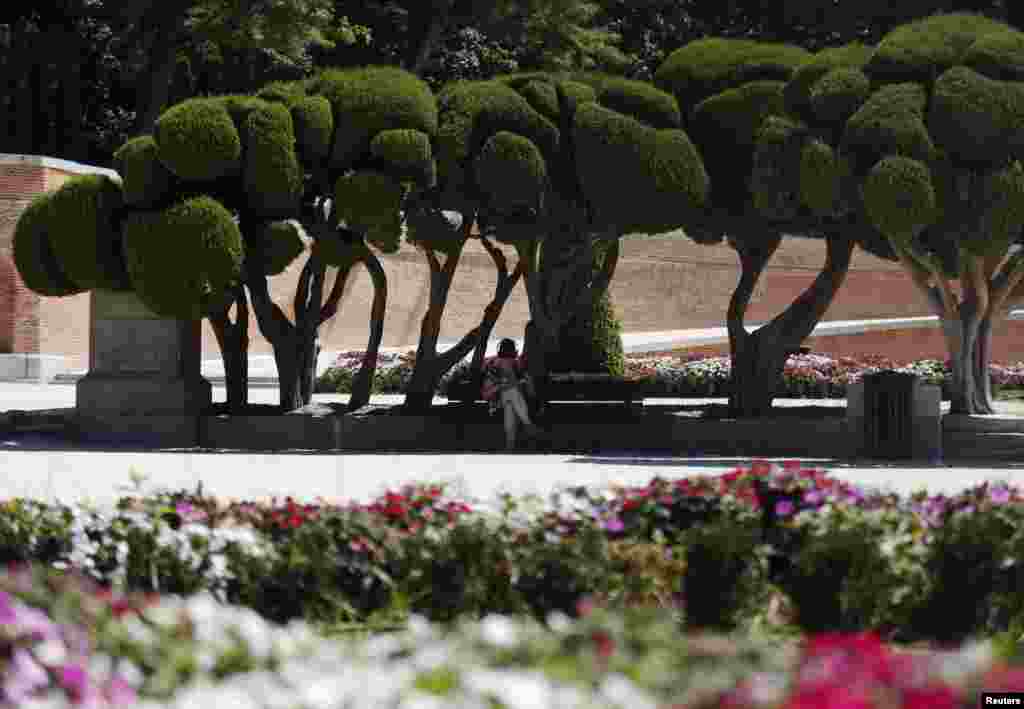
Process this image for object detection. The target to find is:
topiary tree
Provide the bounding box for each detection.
[767,13,1024,415]
[655,36,896,418]
[429,72,709,408]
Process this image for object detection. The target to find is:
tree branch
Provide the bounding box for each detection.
[990,252,1024,313]
[727,233,782,352]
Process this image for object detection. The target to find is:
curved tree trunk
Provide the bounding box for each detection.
[973,313,995,413]
[348,250,387,412]
[468,237,524,395]
[404,239,485,412]
[209,284,250,413]
[728,232,854,418]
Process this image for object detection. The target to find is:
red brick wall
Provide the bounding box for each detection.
[0,160,46,355]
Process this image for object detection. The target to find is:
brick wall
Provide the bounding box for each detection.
[2,154,1021,372]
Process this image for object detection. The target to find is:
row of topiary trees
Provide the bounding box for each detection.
[14,12,1024,418]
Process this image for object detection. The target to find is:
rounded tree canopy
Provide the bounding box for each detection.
[114,136,175,208]
[799,139,850,218]
[573,73,681,129]
[334,171,404,253]
[474,131,547,212]
[243,102,303,217]
[692,80,787,148]
[841,83,934,174]
[784,43,874,121]
[122,196,244,320]
[307,66,437,171]
[436,80,560,194]
[40,175,131,292]
[256,80,308,106]
[928,66,1024,166]
[655,38,811,112]
[865,12,1017,84]
[255,220,307,276]
[750,115,807,222]
[154,98,242,182]
[809,68,872,126]
[574,102,708,235]
[12,193,84,297]
[291,96,334,165]
[369,129,435,186]
[863,156,937,244]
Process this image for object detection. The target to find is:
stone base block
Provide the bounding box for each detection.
[73,414,202,448]
[847,383,943,460]
[202,415,340,450]
[76,374,212,416]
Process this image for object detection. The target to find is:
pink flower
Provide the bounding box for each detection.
[602,517,625,533]
[775,500,795,517]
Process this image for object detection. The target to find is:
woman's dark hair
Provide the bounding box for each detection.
[498,338,518,358]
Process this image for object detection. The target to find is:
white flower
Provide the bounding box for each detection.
[599,674,657,709]
[33,637,67,665]
[546,611,572,635]
[479,615,519,649]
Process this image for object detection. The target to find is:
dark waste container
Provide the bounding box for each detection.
[862,370,920,459]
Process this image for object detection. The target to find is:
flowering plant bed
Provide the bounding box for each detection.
[4,563,1022,708]
[316,350,1024,401]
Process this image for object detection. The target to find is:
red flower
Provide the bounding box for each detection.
[902,687,960,709]
[591,630,615,659]
[288,515,303,528]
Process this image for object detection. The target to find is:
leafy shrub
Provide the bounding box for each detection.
[12,192,84,296]
[154,98,242,181]
[243,102,303,217]
[114,136,175,208]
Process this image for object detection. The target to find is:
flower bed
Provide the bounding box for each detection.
[2,563,1023,708]
[316,350,1024,400]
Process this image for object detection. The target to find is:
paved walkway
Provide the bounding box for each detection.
[1,383,1023,508]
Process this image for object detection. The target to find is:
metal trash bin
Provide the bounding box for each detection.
[862,370,920,459]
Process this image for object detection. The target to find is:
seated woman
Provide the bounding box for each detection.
[481,338,543,450]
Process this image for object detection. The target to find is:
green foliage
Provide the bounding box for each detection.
[12,194,84,297]
[974,162,1024,257]
[308,67,438,170]
[312,233,363,271]
[751,116,807,221]
[863,156,937,244]
[154,98,242,181]
[809,68,871,125]
[217,95,272,139]
[290,96,334,164]
[113,137,175,208]
[40,175,131,292]
[255,80,307,105]
[577,74,681,129]
[799,139,847,217]
[550,280,624,376]
[784,43,875,120]
[655,38,811,111]
[693,80,787,148]
[436,80,560,193]
[866,12,1016,84]
[369,129,435,186]
[334,172,403,253]
[574,102,707,234]
[964,30,1024,81]
[474,131,547,211]
[253,221,306,276]
[841,83,934,174]
[928,66,1024,166]
[243,103,303,217]
[122,196,244,320]
[515,79,562,122]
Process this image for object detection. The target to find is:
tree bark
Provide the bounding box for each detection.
[404,239,484,412]
[209,284,250,412]
[468,237,524,395]
[348,250,388,412]
[728,232,854,418]
[132,8,186,135]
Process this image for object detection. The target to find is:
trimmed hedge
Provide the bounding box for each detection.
[750,116,807,221]
[866,12,1016,84]
[974,162,1024,257]
[964,30,1024,81]
[863,156,937,243]
[841,82,934,173]
[12,193,84,297]
[436,80,560,189]
[551,282,625,376]
[577,73,681,129]
[308,67,437,170]
[122,196,244,320]
[784,42,875,120]
[369,129,435,186]
[574,102,707,234]
[928,66,1024,165]
[255,220,307,277]
[809,68,871,125]
[41,175,131,292]
[334,172,404,253]
[655,38,810,111]
[243,103,303,217]
[799,139,847,217]
[291,96,334,164]
[474,131,547,211]
[255,80,307,105]
[154,98,242,181]
[692,80,787,147]
[113,136,175,208]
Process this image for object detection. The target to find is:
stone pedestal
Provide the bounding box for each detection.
[74,290,211,447]
[847,381,942,460]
